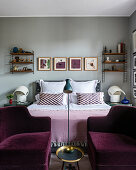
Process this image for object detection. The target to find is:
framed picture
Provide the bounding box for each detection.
[84,57,98,71]
[133,88,136,98]
[133,30,136,53]
[133,71,136,86]
[69,57,82,71]
[38,57,51,71]
[134,54,136,69]
[54,57,67,71]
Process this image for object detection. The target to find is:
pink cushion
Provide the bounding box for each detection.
[38,93,63,105]
[77,92,104,105]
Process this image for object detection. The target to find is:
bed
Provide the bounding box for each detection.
[28,79,111,147]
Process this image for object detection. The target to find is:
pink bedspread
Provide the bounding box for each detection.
[28,109,109,142]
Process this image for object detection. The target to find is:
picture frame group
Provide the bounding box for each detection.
[38,57,98,71]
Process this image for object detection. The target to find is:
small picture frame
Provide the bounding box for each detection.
[133,71,136,86]
[133,30,136,53]
[38,57,52,71]
[133,88,136,98]
[134,54,136,69]
[69,57,82,71]
[54,57,67,71]
[84,57,98,71]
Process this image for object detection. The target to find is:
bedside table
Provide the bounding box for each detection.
[4,101,32,107]
[106,102,132,107]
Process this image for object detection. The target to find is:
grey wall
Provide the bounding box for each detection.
[129,10,136,105]
[0,17,129,106]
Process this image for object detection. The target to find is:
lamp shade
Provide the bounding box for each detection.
[14,86,29,96]
[14,86,29,103]
[108,86,125,96]
[63,79,72,94]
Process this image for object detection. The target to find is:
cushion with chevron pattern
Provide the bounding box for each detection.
[38,93,63,105]
[77,92,104,105]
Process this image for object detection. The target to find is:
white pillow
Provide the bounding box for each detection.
[70,80,98,93]
[40,80,66,93]
[70,80,99,104]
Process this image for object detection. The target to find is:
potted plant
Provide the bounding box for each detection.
[7,94,14,104]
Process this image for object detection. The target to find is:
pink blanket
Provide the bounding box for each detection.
[28,109,109,142]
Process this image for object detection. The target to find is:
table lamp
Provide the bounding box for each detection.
[14,86,29,103]
[63,79,73,152]
[108,86,125,103]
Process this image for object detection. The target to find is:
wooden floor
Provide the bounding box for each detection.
[49,154,92,170]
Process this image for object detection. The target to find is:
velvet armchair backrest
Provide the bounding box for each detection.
[107,106,136,138]
[87,106,136,139]
[0,106,32,142]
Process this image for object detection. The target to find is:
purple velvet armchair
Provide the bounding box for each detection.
[0,106,51,170]
[87,106,136,170]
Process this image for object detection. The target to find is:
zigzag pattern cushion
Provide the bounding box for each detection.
[77,92,104,105]
[38,93,63,105]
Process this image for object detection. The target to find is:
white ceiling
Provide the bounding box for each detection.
[0,0,136,17]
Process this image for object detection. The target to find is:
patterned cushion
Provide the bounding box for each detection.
[77,92,104,105]
[38,93,63,105]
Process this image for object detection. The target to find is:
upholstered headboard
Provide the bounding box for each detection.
[35,80,101,94]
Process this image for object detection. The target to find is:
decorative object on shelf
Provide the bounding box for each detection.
[133,88,136,98]
[13,47,18,53]
[84,57,98,71]
[133,54,136,69]
[109,49,112,53]
[15,56,19,62]
[23,67,28,71]
[133,71,136,86]
[63,79,73,148]
[133,30,136,53]
[103,46,107,53]
[112,65,117,71]
[117,43,125,53]
[69,57,82,71]
[54,57,67,71]
[115,59,119,62]
[13,65,18,71]
[121,97,129,104]
[7,94,14,104]
[38,57,51,71]
[108,86,126,103]
[18,48,23,53]
[14,86,29,103]
[105,57,111,62]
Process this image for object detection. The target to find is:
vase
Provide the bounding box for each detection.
[121,97,129,104]
[9,99,13,104]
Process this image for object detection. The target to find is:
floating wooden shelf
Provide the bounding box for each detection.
[10,53,34,55]
[11,70,33,73]
[10,62,33,64]
[103,53,126,55]
[103,70,125,72]
[103,61,127,64]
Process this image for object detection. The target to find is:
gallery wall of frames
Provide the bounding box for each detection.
[38,57,98,71]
